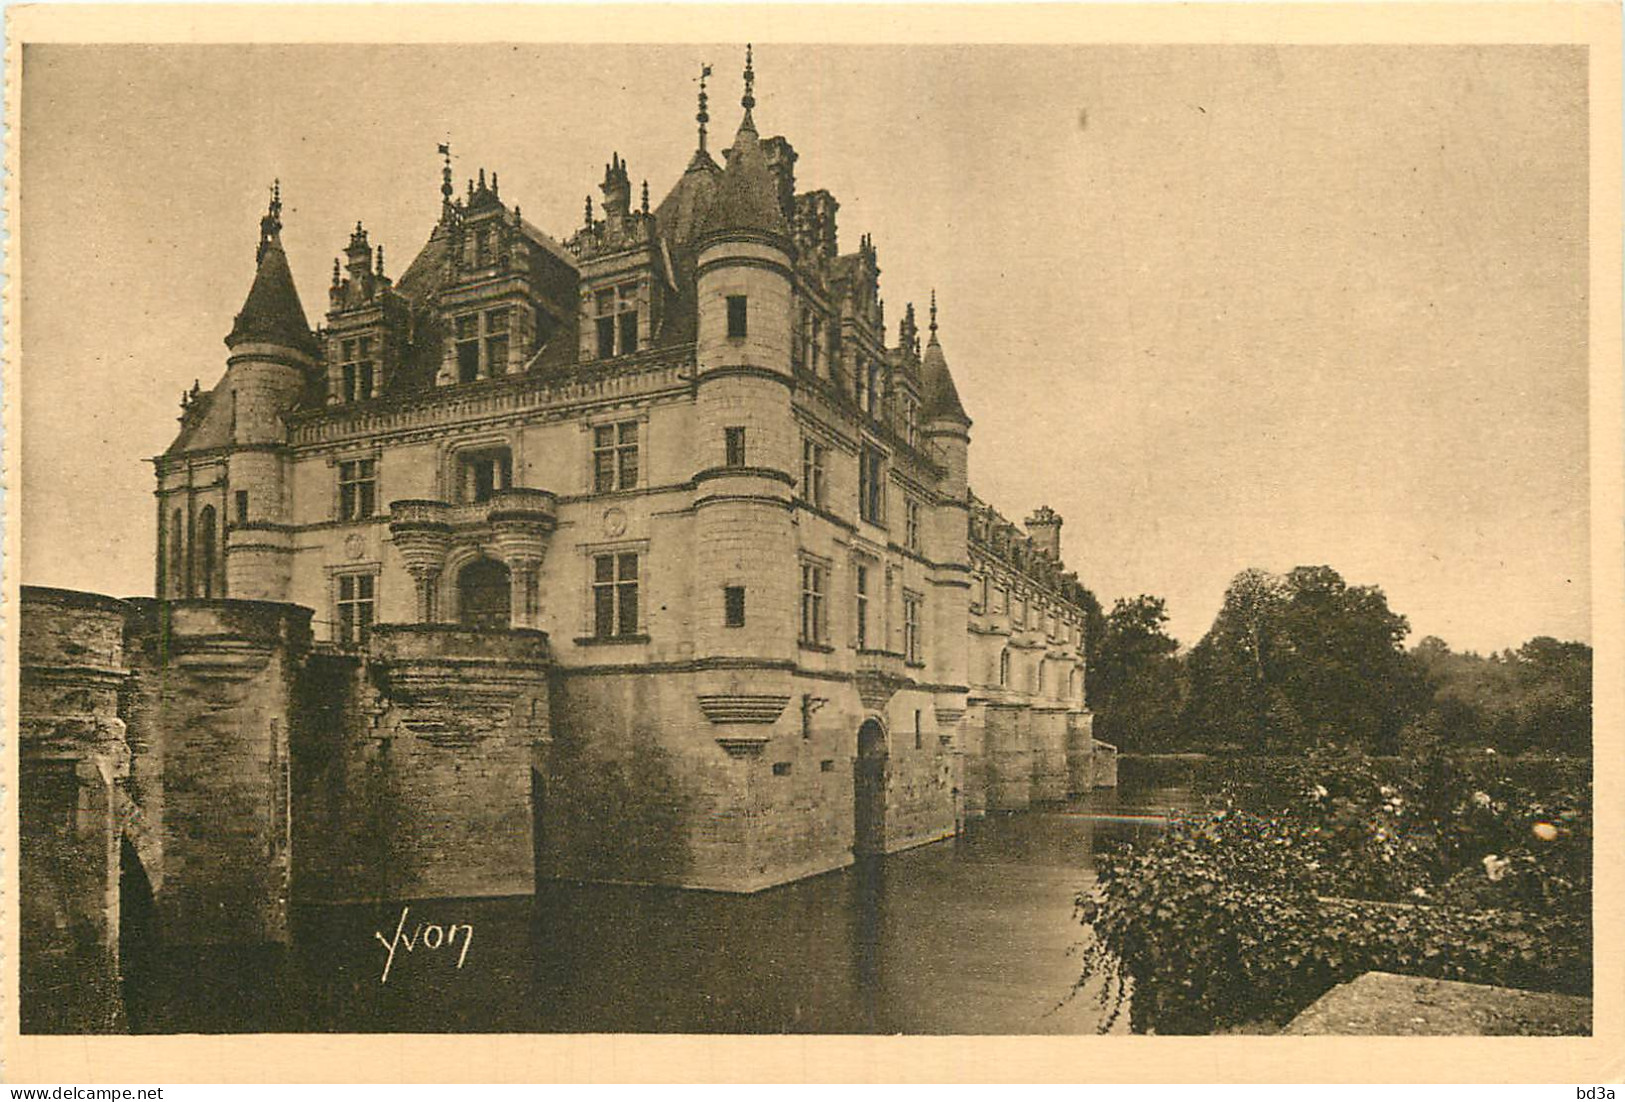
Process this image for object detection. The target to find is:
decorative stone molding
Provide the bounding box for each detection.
[696,693,791,725]
[934,705,966,727]
[714,735,772,759]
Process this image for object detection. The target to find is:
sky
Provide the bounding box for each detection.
[18,43,1590,654]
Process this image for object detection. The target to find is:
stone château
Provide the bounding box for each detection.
[17,50,1112,1031]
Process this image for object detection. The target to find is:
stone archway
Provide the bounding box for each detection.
[457,558,511,630]
[853,718,888,857]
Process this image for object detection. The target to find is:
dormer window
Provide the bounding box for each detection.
[340,336,375,402]
[595,282,639,359]
[485,308,510,378]
[455,308,514,382]
[456,315,480,382]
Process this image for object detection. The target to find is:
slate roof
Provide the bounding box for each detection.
[698,115,790,242]
[225,233,319,356]
[921,330,970,425]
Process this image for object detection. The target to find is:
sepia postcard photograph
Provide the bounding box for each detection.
[2,1,1621,1086]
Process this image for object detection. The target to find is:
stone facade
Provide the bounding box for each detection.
[19,54,1116,1026]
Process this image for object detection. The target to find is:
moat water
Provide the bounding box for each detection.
[123,763,1196,1034]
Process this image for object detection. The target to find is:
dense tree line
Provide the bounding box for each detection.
[1086,566,1591,757]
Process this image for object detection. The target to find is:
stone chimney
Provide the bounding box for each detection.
[1025,505,1063,562]
[762,136,798,220]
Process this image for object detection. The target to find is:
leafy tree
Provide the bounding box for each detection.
[1090,596,1185,751]
[1182,566,1423,753]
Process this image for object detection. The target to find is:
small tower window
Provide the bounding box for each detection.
[234,490,249,525]
[724,586,746,628]
[999,647,1011,687]
[727,295,748,339]
[724,426,747,468]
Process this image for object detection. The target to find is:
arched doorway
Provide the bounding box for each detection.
[458,558,511,630]
[853,718,888,857]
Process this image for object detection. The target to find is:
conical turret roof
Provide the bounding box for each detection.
[699,118,790,242]
[226,192,318,355]
[921,298,970,425]
[698,49,789,243]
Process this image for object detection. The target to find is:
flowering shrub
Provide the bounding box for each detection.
[1076,750,1591,1033]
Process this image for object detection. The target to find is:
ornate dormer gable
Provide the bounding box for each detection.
[324,221,408,404]
[430,160,579,387]
[567,153,664,364]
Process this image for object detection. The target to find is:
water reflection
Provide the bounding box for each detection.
[127,767,1191,1034]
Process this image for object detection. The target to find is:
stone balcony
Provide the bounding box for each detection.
[388,487,558,535]
[388,490,558,624]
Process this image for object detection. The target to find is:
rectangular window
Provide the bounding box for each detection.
[592,421,640,492]
[855,564,869,650]
[484,308,510,377]
[618,310,638,357]
[914,709,923,750]
[904,591,923,664]
[724,426,747,468]
[905,498,921,552]
[801,438,827,508]
[336,573,375,646]
[234,490,249,525]
[904,396,918,447]
[724,585,746,628]
[592,552,640,639]
[341,362,357,403]
[594,284,638,358]
[727,295,748,338]
[977,573,989,612]
[456,314,480,383]
[338,458,377,521]
[800,561,827,645]
[859,445,885,525]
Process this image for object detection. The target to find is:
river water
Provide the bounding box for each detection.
[125,764,1194,1034]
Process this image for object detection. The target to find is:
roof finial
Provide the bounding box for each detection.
[697,62,712,152]
[491,171,499,197]
[929,289,939,337]
[376,244,385,278]
[332,257,342,287]
[257,178,284,263]
[741,44,755,128]
[478,167,486,191]
[641,179,650,216]
[584,194,594,230]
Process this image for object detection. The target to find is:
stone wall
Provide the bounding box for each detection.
[16,587,133,1032]
[291,625,551,903]
[130,599,310,946]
